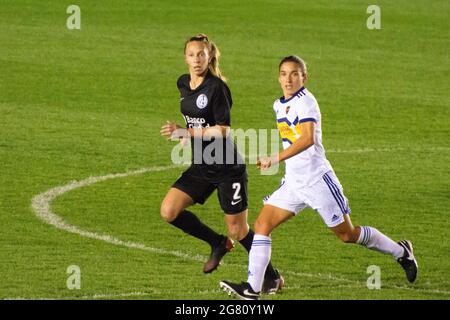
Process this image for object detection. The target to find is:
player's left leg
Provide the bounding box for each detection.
[330,215,418,282]
[318,171,418,282]
[331,214,404,253]
[198,210,246,275]
[224,209,249,240]
[315,171,404,258]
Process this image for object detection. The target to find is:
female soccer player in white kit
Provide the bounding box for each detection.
[220,55,418,300]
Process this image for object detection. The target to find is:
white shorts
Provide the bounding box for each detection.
[263,171,351,228]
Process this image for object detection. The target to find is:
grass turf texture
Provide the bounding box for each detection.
[1,0,449,299]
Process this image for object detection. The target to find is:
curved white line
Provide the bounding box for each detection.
[31,165,205,263]
[29,164,450,298]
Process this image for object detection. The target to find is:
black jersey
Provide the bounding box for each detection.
[177,71,232,128]
[177,71,245,180]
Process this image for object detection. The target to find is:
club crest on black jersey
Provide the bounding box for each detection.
[177,71,232,129]
[176,71,244,174]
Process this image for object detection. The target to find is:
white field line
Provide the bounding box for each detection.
[244,146,450,159]
[5,289,221,300]
[282,270,450,296]
[282,284,450,296]
[327,147,450,154]
[24,164,449,300]
[31,164,205,263]
[7,280,450,300]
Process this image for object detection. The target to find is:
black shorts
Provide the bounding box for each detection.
[172,165,248,214]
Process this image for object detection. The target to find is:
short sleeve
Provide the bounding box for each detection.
[177,74,189,94]
[296,96,320,124]
[211,82,232,126]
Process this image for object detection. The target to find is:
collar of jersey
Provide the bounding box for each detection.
[187,70,213,92]
[279,86,305,104]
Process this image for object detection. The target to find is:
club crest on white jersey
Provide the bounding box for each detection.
[273,87,333,188]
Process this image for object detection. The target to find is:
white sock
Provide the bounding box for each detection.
[247,234,271,292]
[357,226,404,259]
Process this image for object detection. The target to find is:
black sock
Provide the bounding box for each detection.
[170,210,223,248]
[239,229,278,280]
[238,228,254,252]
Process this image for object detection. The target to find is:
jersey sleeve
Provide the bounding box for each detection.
[177,74,188,94]
[211,82,232,126]
[295,96,320,124]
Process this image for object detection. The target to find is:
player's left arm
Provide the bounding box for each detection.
[160,122,230,140]
[186,81,232,139]
[257,121,315,169]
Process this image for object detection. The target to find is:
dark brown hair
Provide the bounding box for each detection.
[279,55,308,80]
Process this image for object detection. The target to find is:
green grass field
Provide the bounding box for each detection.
[1,0,449,300]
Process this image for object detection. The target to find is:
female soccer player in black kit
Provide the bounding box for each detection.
[160,34,283,294]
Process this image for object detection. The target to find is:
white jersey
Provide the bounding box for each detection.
[273,87,333,188]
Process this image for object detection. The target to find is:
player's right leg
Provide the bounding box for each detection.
[217,174,282,293]
[220,204,293,300]
[253,204,294,236]
[160,166,231,273]
[251,205,293,291]
[223,209,282,294]
[160,187,194,223]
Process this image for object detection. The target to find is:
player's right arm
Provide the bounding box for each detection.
[257,120,315,170]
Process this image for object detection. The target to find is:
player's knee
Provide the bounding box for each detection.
[227,222,247,240]
[254,218,271,236]
[160,203,179,223]
[227,224,240,240]
[337,232,357,244]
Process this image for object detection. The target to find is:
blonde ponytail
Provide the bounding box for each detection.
[207,41,226,82]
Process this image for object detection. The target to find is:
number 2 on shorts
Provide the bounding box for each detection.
[232,182,241,200]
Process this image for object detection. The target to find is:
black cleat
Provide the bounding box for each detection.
[397,240,418,283]
[262,269,285,295]
[220,281,260,300]
[203,236,234,273]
